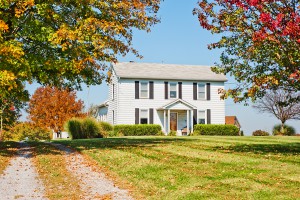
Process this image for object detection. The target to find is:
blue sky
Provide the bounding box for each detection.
[25,0,299,135]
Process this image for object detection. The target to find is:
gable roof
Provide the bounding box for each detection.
[113,62,227,82]
[158,99,197,110]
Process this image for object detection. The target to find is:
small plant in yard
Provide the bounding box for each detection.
[273,124,296,136]
[252,130,269,136]
[168,130,177,136]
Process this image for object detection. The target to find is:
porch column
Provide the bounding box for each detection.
[167,109,170,134]
[186,110,189,134]
[163,110,167,133]
[191,109,194,133]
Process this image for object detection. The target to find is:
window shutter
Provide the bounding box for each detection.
[207,109,211,124]
[178,82,182,99]
[164,82,168,99]
[193,109,197,126]
[206,83,211,100]
[193,83,197,100]
[150,81,154,99]
[149,108,154,124]
[135,108,139,124]
[135,81,139,99]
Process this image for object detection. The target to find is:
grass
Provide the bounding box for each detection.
[55,136,300,200]
[29,142,84,199]
[0,141,19,174]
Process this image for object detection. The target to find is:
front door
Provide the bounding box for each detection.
[170,113,177,131]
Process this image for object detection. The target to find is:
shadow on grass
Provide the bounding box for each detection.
[0,141,20,158]
[28,141,64,156]
[54,137,300,155]
[213,142,300,155]
[54,137,191,151]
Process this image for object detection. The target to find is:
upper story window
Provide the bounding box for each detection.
[140,109,148,124]
[198,83,206,100]
[198,110,206,124]
[112,84,115,100]
[140,82,149,98]
[169,83,177,98]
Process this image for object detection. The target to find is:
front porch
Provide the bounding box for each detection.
[158,99,196,136]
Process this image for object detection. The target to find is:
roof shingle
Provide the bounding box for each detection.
[113,62,227,81]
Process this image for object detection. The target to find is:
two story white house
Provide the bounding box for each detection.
[97,62,227,135]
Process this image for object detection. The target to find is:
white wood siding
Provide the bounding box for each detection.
[107,71,118,124]
[116,79,225,126]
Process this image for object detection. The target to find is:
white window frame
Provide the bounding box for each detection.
[169,82,178,99]
[139,109,149,124]
[198,110,206,124]
[140,81,149,99]
[112,84,115,101]
[197,83,206,100]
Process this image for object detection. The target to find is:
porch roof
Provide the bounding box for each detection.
[157,99,197,110]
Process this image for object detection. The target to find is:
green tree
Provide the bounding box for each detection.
[0,0,161,101]
[194,0,300,102]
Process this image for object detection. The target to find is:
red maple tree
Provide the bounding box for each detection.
[28,86,85,136]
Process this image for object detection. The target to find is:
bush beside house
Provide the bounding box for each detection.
[113,124,162,136]
[192,124,239,136]
[66,118,107,139]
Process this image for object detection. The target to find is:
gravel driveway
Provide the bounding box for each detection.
[0,142,47,200]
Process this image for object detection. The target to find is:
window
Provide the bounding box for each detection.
[140,109,148,124]
[112,110,115,125]
[140,82,149,98]
[169,83,177,98]
[198,110,206,124]
[198,83,205,100]
[112,84,115,100]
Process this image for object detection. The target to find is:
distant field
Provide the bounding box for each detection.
[56,136,300,200]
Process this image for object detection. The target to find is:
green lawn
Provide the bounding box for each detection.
[55,136,300,200]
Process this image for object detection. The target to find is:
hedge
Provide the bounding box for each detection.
[113,124,162,136]
[192,124,239,136]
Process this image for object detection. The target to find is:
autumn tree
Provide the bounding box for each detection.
[28,86,85,137]
[0,96,24,140]
[194,0,300,102]
[0,1,161,101]
[253,90,300,132]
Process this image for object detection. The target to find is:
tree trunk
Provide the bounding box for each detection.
[280,122,285,134]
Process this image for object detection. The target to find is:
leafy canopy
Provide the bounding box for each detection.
[194,0,300,102]
[28,86,85,133]
[0,0,161,100]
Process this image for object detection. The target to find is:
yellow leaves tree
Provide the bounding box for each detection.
[0,0,161,101]
[27,86,85,136]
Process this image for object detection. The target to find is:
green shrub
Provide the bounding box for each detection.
[65,119,82,139]
[192,124,239,136]
[113,124,162,136]
[252,130,269,136]
[66,118,105,139]
[273,124,296,136]
[81,118,101,138]
[98,121,113,138]
[4,122,51,141]
[168,130,177,136]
